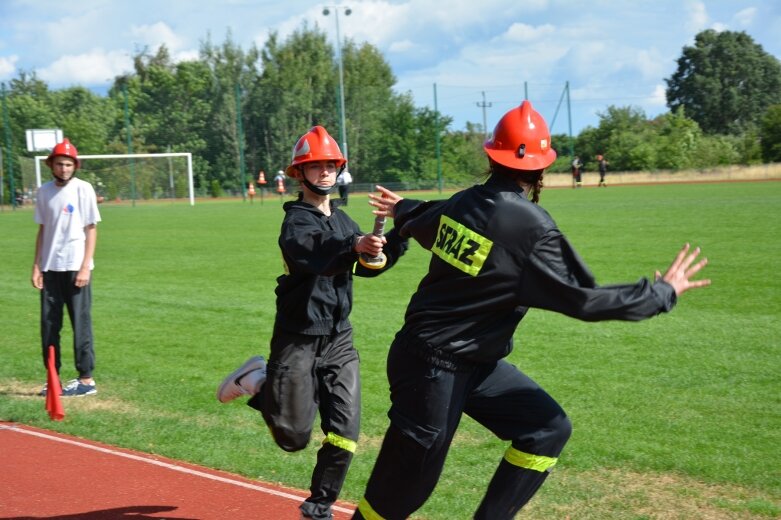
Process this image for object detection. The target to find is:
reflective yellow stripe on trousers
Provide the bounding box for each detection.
[357,497,385,520]
[324,432,357,453]
[504,446,558,472]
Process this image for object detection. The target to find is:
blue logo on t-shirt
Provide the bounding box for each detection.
[63,203,74,214]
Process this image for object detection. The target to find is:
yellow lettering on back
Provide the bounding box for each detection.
[431,215,492,276]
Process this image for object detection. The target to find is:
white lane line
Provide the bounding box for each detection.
[0,424,354,514]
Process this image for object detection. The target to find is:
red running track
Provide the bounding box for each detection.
[0,422,356,519]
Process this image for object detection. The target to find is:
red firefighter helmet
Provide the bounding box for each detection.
[285,126,346,178]
[483,101,556,171]
[45,138,80,170]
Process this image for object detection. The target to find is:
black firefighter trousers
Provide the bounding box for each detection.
[354,339,572,520]
[40,270,95,378]
[248,326,360,520]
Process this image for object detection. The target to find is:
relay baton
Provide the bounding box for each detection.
[358,195,388,270]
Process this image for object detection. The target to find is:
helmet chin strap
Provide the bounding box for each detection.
[299,163,344,196]
[302,178,337,196]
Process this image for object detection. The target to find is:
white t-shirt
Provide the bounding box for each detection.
[337,170,353,185]
[34,177,101,272]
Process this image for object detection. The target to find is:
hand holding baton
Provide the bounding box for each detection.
[358,213,387,270]
[359,193,388,270]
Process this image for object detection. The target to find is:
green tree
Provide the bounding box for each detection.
[439,122,486,187]
[760,104,781,162]
[583,105,654,171]
[665,30,781,135]
[367,92,419,184]
[5,71,56,154]
[652,107,702,170]
[201,33,262,193]
[340,40,397,181]
[51,86,111,154]
[3,72,57,200]
[691,134,741,167]
[249,26,337,180]
[550,132,578,173]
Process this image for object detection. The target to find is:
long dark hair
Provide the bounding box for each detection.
[488,161,544,203]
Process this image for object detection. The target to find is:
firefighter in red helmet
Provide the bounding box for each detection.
[32,138,102,397]
[352,101,710,520]
[217,126,408,520]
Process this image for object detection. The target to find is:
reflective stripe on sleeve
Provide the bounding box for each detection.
[503,446,558,472]
[324,432,357,453]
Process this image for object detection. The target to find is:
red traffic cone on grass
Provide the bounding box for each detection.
[45,346,64,421]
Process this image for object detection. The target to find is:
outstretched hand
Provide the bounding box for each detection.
[368,185,403,219]
[656,244,711,296]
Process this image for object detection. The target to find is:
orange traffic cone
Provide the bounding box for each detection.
[248,183,256,196]
[45,346,64,421]
[276,177,285,194]
[258,170,267,185]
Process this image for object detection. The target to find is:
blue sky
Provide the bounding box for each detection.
[1,0,779,136]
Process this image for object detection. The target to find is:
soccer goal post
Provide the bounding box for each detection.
[35,152,195,206]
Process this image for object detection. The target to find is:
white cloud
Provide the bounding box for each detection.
[0,55,18,79]
[502,23,556,43]
[349,1,414,45]
[38,49,133,86]
[710,22,728,32]
[733,7,757,28]
[633,48,667,80]
[173,49,200,63]
[257,2,414,56]
[40,9,116,56]
[388,40,417,53]
[649,84,667,106]
[685,1,709,33]
[130,22,186,52]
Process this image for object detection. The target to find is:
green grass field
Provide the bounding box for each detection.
[1,181,779,519]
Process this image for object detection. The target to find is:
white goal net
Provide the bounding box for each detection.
[34,152,195,205]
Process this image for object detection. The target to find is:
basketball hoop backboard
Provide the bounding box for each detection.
[26,129,63,152]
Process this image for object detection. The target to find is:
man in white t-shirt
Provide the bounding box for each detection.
[31,138,102,397]
[336,168,353,206]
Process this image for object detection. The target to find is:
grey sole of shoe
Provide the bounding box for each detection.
[217,357,265,402]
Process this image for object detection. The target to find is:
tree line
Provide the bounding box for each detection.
[2,27,780,201]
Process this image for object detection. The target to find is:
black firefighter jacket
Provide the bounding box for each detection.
[275,199,408,336]
[392,174,677,367]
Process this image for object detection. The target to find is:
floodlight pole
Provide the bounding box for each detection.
[566,81,574,158]
[123,82,137,207]
[323,5,351,160]
[236,83,247,200]
[434,83,442,193]
[0,146,4,212]
[1,82,15,210]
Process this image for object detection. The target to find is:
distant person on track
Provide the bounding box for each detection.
[217,125,408,520]
[571,155,582,188]
[598,154,608,187]
[31,138,101,397]
[351,101,711,520]
[274,170,286,199]
[336,168,353,207]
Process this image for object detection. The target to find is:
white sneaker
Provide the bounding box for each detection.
[216,356,266,403]
[61,378,97,397]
